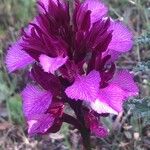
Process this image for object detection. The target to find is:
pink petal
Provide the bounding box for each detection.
[91,84,126,114]
[39,54,68,74]
[84,0,108,24]
[21,84,52,118]
[27,114,55,135]
[6,39,34,73]
[99,84,125,112]
[108,21,133,52]
[111,70,139,98]
[65,70,100,102]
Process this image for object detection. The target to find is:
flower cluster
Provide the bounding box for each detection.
[6,0,138,138]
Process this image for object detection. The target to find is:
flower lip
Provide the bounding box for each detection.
[21,83,64,135]
[21,84,53,118]
[65,70,101,102]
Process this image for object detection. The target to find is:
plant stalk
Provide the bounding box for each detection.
[80,128,91,150]
[66,100,92,150]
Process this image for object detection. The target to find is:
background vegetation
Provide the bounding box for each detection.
[0,0,150,149]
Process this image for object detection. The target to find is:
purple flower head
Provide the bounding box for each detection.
[6,0,138,138]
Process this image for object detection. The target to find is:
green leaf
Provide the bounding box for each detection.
[124,98,150,132]
[133,60,150,73]
[124,97,150,119]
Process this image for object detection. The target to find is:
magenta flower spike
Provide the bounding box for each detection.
[6,0,139,149]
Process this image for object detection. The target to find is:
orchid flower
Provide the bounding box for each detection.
[6,0,138,149]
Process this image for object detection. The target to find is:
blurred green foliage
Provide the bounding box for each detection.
[0,0,36,125]
[14,0,35,26]
[0,0,35,30]
[6,94,24,125]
